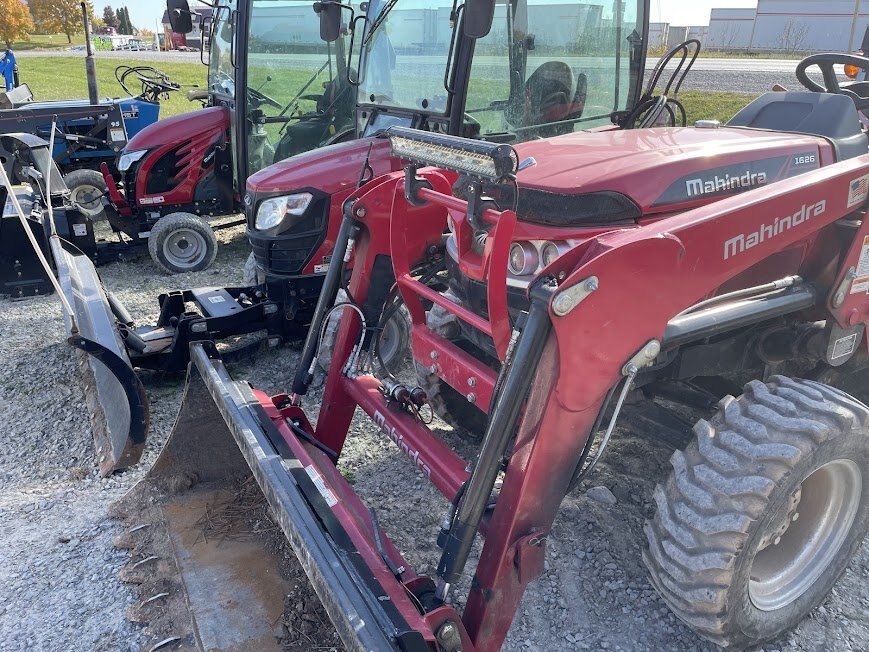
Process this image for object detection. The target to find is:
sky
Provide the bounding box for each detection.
[94,0,761,31]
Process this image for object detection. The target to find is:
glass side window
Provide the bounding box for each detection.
[466,0,644,141]
[245,1,356,174]
[208,0,237,96]
[358,0,454,114]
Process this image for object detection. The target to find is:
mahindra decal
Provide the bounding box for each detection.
[686,170,767,197]
[653,155,818,207]
[723,201,827,260]
[373,410,432,477]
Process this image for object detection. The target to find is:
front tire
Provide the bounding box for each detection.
[147,212,218,274]
[643,376,869,648]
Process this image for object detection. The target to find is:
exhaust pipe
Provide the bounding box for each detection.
[81,2,99,105]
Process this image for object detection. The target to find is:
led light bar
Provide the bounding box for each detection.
[387,126,518,182]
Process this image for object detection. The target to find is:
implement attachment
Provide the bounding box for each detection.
[51,237,148,475]
[114,341,437,651]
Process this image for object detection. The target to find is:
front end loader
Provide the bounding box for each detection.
[113,50,869,651]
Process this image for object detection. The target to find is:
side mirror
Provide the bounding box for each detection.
[167,0,194,35]
[463,0,496,39]
[315,1,343,43]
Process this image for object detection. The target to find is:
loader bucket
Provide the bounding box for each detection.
[111,342,433,651]
[50,237,148,475]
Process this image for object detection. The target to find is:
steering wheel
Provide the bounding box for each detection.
[796,53,869,110]
[115,66,180,103]
[248,87,282,110]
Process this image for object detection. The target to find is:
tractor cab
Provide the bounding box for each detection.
[205,0,356,180]
[246,0,649,287]
[354,0,647,141]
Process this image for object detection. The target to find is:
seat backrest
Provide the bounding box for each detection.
[728,91,868,160]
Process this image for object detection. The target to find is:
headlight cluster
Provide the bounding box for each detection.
[117,149,147,172]
[255,192,314,230]
[508,240,571,276]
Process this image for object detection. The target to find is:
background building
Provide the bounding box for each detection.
[707,1,868,52]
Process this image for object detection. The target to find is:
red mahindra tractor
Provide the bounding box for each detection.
[114,14,869,648]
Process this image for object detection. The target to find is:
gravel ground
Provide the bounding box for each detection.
[2,223,868,651]
[0,36,863,651]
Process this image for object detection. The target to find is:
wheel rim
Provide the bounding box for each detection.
[377,316,401,367]
[70,183,105,218]
[749,458,862,611]
[162,228,208,270]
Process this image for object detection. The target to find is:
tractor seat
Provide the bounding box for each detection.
[728,92,868,160]
[525,61,574,125]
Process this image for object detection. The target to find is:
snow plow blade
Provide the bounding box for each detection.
[50,237,148,475]
[112,341,436,651]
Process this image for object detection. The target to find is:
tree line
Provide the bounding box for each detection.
[0,0,142,47]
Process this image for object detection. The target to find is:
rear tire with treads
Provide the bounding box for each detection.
[643,376,869,648]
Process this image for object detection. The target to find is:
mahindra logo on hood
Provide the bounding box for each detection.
[686,170,768,197]
[723,201,826,260]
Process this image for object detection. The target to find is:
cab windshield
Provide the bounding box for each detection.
[358,0,454,113]
[244,1,355,172]
[466,0,646,139]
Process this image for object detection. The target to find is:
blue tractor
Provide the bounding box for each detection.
[0,63,180,221]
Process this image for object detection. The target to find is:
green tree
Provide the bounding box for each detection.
[29,0,96,43]
[117,6,136,35]
[102,5,119,31]
[0,0,34,47]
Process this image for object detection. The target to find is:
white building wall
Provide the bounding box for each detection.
[648,22,670,49]
[687,25,710,44]
[667,26,689,49]
[707,8,756,50]
[750,0,865,51]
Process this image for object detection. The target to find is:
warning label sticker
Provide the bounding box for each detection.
[208,295,226,304]
[831,333,858,360]
[314,263,330,274]
[73,223,88,237]
[851,276,869,294]
[110,128,125,143]
[305,465,338,507]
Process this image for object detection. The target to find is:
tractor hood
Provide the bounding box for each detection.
[513,126,829,219]
[247,137,401,197]
[124,105,229,152]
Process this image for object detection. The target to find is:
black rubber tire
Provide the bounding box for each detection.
[377,305,411,372]
[414,360,488,440]
[242,251,265,286]
[64,168,108,221]
[643,376,869,649]
[147,212,218,274]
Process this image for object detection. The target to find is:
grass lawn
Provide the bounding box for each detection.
[19,56,207,118]
[11,34,87,51]
[17,56,757,130]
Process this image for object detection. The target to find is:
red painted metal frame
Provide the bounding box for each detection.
[268,132,869,650]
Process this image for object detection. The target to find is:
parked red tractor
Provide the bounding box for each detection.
[114,43,869,651]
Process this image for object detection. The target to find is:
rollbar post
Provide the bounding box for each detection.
[291,206,357,397]
[435,280,555,598]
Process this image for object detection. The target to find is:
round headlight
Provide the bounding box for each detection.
[117,149,147,172]
[508,242,539,276]
[255,192,314,230]
[541,241,562,267]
